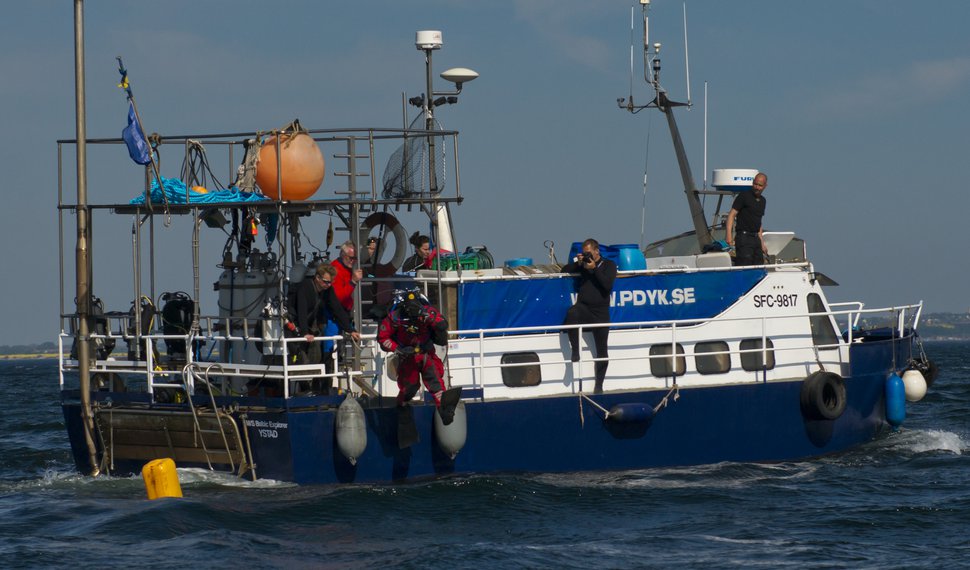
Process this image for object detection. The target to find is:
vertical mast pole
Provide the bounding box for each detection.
[73,0,100,476]
[424,48,439,193]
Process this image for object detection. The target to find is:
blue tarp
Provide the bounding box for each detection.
[457,269,766,333]
[129,177,269,205]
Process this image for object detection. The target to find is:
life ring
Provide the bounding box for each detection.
[799,371,847,420]
[359,212,408,277]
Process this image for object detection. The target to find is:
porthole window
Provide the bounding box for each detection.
[695,341,731,375]
[740,338,775,371]
[501,352,542,387]
[650,343,686,377]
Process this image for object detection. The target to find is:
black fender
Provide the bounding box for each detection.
[913,357,939,389]
[800,371,847,421]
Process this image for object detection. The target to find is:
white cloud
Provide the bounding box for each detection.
[800,56,970,120]
[513,0,611,69]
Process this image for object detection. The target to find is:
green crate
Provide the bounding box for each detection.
[432,254,481,271]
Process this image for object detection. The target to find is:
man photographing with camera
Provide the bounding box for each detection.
[561,238,617,394]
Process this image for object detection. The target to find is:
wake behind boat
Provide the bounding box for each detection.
[59,3,937,484]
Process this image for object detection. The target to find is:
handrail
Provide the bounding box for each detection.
[59,300,922,401]
[383,260,813,282]
[444,303,919,382]
[445,303,922,339]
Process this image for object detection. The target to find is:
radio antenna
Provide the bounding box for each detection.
[629,6,635,99]
[703,81,708,190]
[643,2,650,82]
[683,1,692,107]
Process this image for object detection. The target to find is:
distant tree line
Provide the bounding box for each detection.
[0,342,57,355]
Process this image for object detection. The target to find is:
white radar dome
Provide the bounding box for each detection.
[712,169,759,191]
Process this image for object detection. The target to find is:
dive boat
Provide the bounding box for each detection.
[59,5,937,485]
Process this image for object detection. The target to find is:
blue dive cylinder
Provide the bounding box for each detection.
[607,403,655,423]
[885,373,906,427]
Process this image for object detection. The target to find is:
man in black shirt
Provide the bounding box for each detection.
[561,238,617,393]
[288,264,360,393]
[726,172,768,266]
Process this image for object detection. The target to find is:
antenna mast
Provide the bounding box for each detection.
[617,0,713,249]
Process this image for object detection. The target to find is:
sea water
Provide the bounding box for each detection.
[1,342,968,568]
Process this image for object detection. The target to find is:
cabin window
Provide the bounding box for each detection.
[807,293,840,350]
[649,343,686,377]
[694,341,731,375]
[740,338,775,371]
[500,352,542,387]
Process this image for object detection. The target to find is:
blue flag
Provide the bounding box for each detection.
[122,102,151,165]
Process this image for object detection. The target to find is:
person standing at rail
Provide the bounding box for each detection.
[726,172,769,266]
[561,238,617,394]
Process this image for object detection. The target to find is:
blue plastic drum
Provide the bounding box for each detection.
[614,244,646,271]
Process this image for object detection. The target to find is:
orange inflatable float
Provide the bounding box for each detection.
[255,130,325,200]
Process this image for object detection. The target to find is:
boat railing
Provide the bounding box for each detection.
[59,300,922,401]
[398,260,813,283]
[442,302,923,392]
[58,328,361,399]
[58,310,361,398]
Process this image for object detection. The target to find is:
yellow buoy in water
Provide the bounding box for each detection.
[255,131,325,200]
[142,458,183,500]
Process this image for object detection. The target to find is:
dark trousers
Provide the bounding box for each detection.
[564,303,610,386]
[295,340,333,394]
[735,232,764,266]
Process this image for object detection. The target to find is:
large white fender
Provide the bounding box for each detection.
[336,397,367,465]
[901,368,928,402]
[434,402,467,459]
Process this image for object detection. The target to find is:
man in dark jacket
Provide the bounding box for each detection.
[562,238,617,393]
[288,264,359,393]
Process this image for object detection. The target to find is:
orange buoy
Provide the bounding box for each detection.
[255,131,325,200]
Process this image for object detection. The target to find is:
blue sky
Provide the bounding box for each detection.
[2,0,969,345]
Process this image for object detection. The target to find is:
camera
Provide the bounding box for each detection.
[581,252,594,264]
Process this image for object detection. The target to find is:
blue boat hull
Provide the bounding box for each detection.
[62,337,910,485]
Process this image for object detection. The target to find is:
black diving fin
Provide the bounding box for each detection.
[437,387,463,426]
[397,405,420,449]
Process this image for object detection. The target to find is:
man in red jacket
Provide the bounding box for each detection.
[331,240,363,312]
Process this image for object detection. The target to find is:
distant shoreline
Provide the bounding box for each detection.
[0,353,59,360]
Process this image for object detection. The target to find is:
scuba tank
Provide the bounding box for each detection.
[70,295,116,361]
[126,296,158,361]
[160,291,195,359]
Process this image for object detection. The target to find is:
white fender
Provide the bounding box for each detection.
[434,402,467,459]
[335,397,367,465]
[901,368,928,402]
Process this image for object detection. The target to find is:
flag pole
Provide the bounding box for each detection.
[117,57,170,220]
